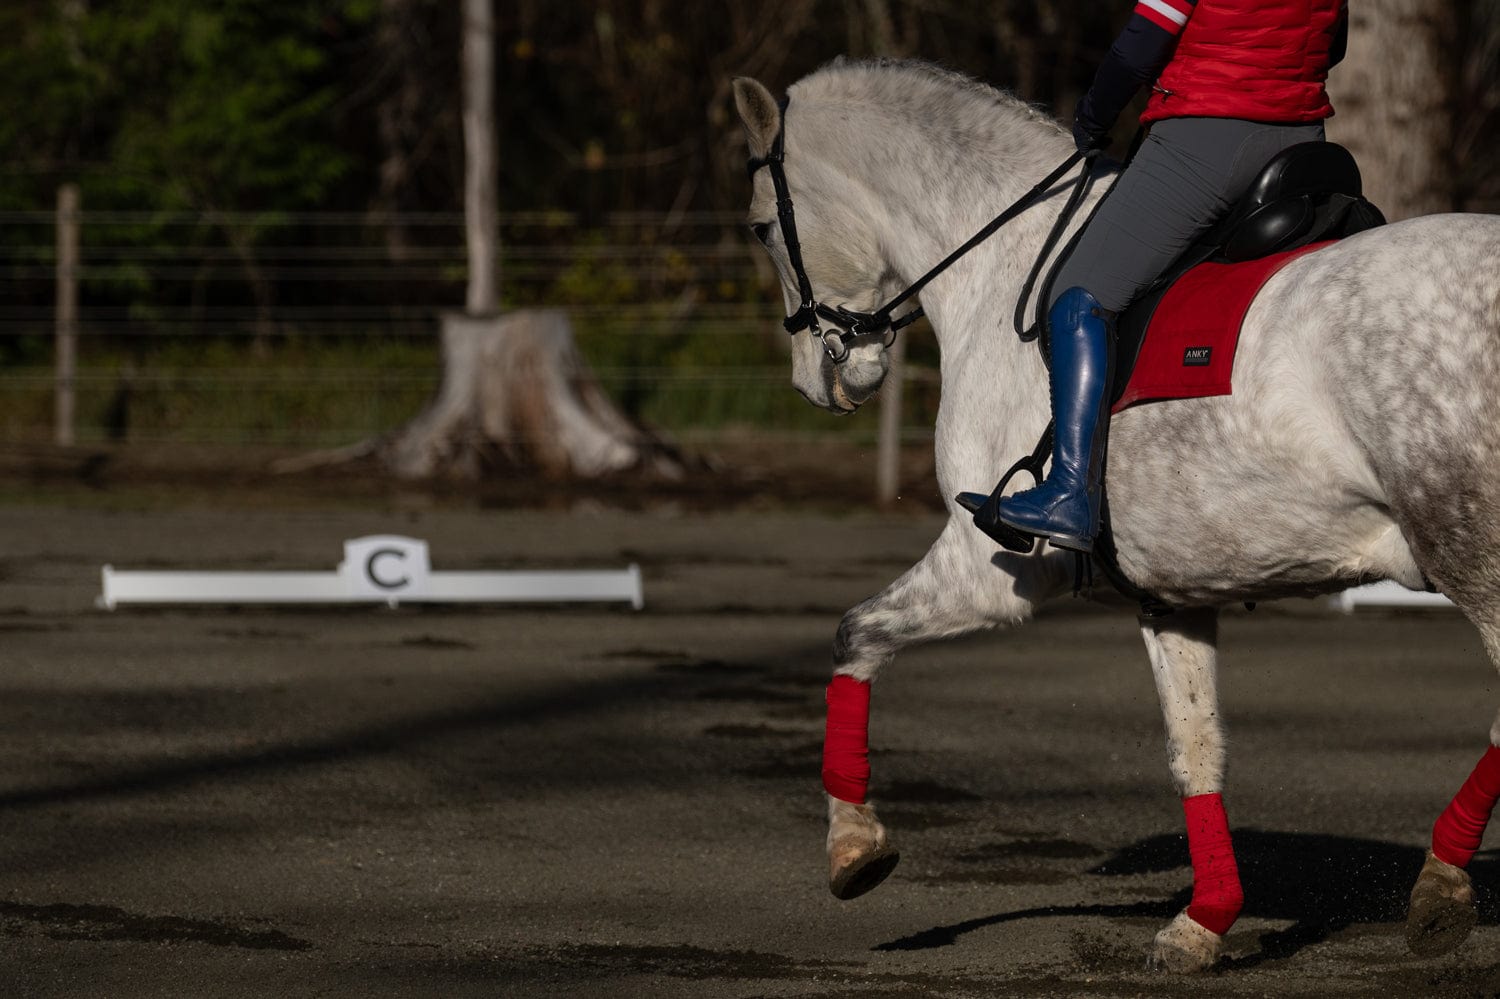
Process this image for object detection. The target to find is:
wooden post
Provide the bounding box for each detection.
[875,332,906,506]
[461,0,499,315]
[866,0,906,507]
[55,183,79,447]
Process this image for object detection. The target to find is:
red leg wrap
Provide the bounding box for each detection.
[1183,793,1243,936]
[822,675,871,804]
[1432,745,1500,868]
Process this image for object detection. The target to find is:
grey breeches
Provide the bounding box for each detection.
[1050,116,1327,313]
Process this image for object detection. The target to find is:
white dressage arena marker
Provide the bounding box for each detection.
[99,535,643,610]
[1330,579,1454,613]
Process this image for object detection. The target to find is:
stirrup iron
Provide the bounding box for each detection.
[955,422,1054,555]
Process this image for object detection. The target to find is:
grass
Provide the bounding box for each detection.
[0,317,936,448]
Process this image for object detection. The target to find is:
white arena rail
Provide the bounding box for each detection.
[1329,579,1454,613]
[100,535,643,610]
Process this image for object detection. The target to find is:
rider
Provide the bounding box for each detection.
[962,0,1348,554]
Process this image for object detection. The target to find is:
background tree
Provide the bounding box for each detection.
[1326,0,1457,220]
[0,1,1492,469]
[0,1,367,337]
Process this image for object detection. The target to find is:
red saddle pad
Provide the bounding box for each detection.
[1112,242,1332,414]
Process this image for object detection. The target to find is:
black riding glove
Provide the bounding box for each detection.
[1072,8,1189,154]
[1071,109,1112,154]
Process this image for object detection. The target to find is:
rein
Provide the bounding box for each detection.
[747,95,1098,363]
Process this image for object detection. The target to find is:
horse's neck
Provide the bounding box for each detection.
[869,133,1090,460]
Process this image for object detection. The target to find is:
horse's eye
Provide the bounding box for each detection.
[750,222,773,245]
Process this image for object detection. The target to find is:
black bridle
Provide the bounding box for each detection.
[746,95,1098,363]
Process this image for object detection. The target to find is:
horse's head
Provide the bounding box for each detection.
[732,76,902,414]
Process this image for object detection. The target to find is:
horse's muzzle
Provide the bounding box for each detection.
[830,372,864,414]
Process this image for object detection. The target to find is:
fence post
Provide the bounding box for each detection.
[875,331,906,506]
[55,183,79,447]
[461,0,499,315]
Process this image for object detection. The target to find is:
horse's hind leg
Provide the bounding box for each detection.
[1404,620,1500,956]
[1140,607,1243,972]
[824,521,1068,900]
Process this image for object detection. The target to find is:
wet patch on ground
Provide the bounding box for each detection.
[874,808,974,830]
[802,780,988,830]
[910,836,1109,887]
[734,740,822,780]
[397,635,477,650]
[604,647,694,662]
[1,688,262,734]
[960,837,1103,861]
[511,942,1010,993]
[702,722,807,739]
[0,620,67,633]
[762,701,828,721]
[655,658,765,676]
[205,627,308,640]
[752,670,829,690]
[878,780,982,805]
[695,684,803,704]
[535,942,816,981]
[0,899,311,951]
[915,865,1074,886]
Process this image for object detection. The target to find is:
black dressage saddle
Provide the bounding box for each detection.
[1039,142,1387,611]
[1104,141,1387,403]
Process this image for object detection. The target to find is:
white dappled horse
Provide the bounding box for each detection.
[733,59,1500,971]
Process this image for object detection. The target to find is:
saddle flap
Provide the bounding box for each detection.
[1223,197,1316,263]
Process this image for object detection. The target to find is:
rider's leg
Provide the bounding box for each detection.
[978,287,1115,553]
[962,117,1326,552]
[1048,117,1328,315]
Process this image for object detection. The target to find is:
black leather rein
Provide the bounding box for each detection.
[747,95,1096,363]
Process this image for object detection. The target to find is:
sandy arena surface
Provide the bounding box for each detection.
[2,503,1499,997]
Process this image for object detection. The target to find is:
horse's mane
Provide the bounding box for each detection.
[790,57,1066,142]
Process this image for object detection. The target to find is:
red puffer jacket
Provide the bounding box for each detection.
[1141,0,1343,124]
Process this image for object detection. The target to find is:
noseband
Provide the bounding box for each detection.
[747,95,1097,364]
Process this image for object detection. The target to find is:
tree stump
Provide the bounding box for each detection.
[382,309,681,480]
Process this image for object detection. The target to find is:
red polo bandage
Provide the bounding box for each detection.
[1432,745,1500,868]
[1183,793,1243,936]
[823,675,871,804]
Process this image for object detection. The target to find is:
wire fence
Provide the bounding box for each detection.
[0,200,941,459]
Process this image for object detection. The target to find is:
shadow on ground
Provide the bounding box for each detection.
[878,829,1500,967]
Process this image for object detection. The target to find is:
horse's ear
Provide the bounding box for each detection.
[732,77,780,160]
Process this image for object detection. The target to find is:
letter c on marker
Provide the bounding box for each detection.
[365,548,409,590]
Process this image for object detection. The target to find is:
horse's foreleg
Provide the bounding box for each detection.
[825,671,901,899]
[1140,606,1241,972]
[824,522,1066,900]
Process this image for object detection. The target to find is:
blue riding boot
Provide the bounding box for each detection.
[958,286,1114,554]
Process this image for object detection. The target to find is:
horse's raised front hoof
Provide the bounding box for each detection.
[1146,911,1224,973]
[1406,850,1477,957]
[827,796,899,901]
